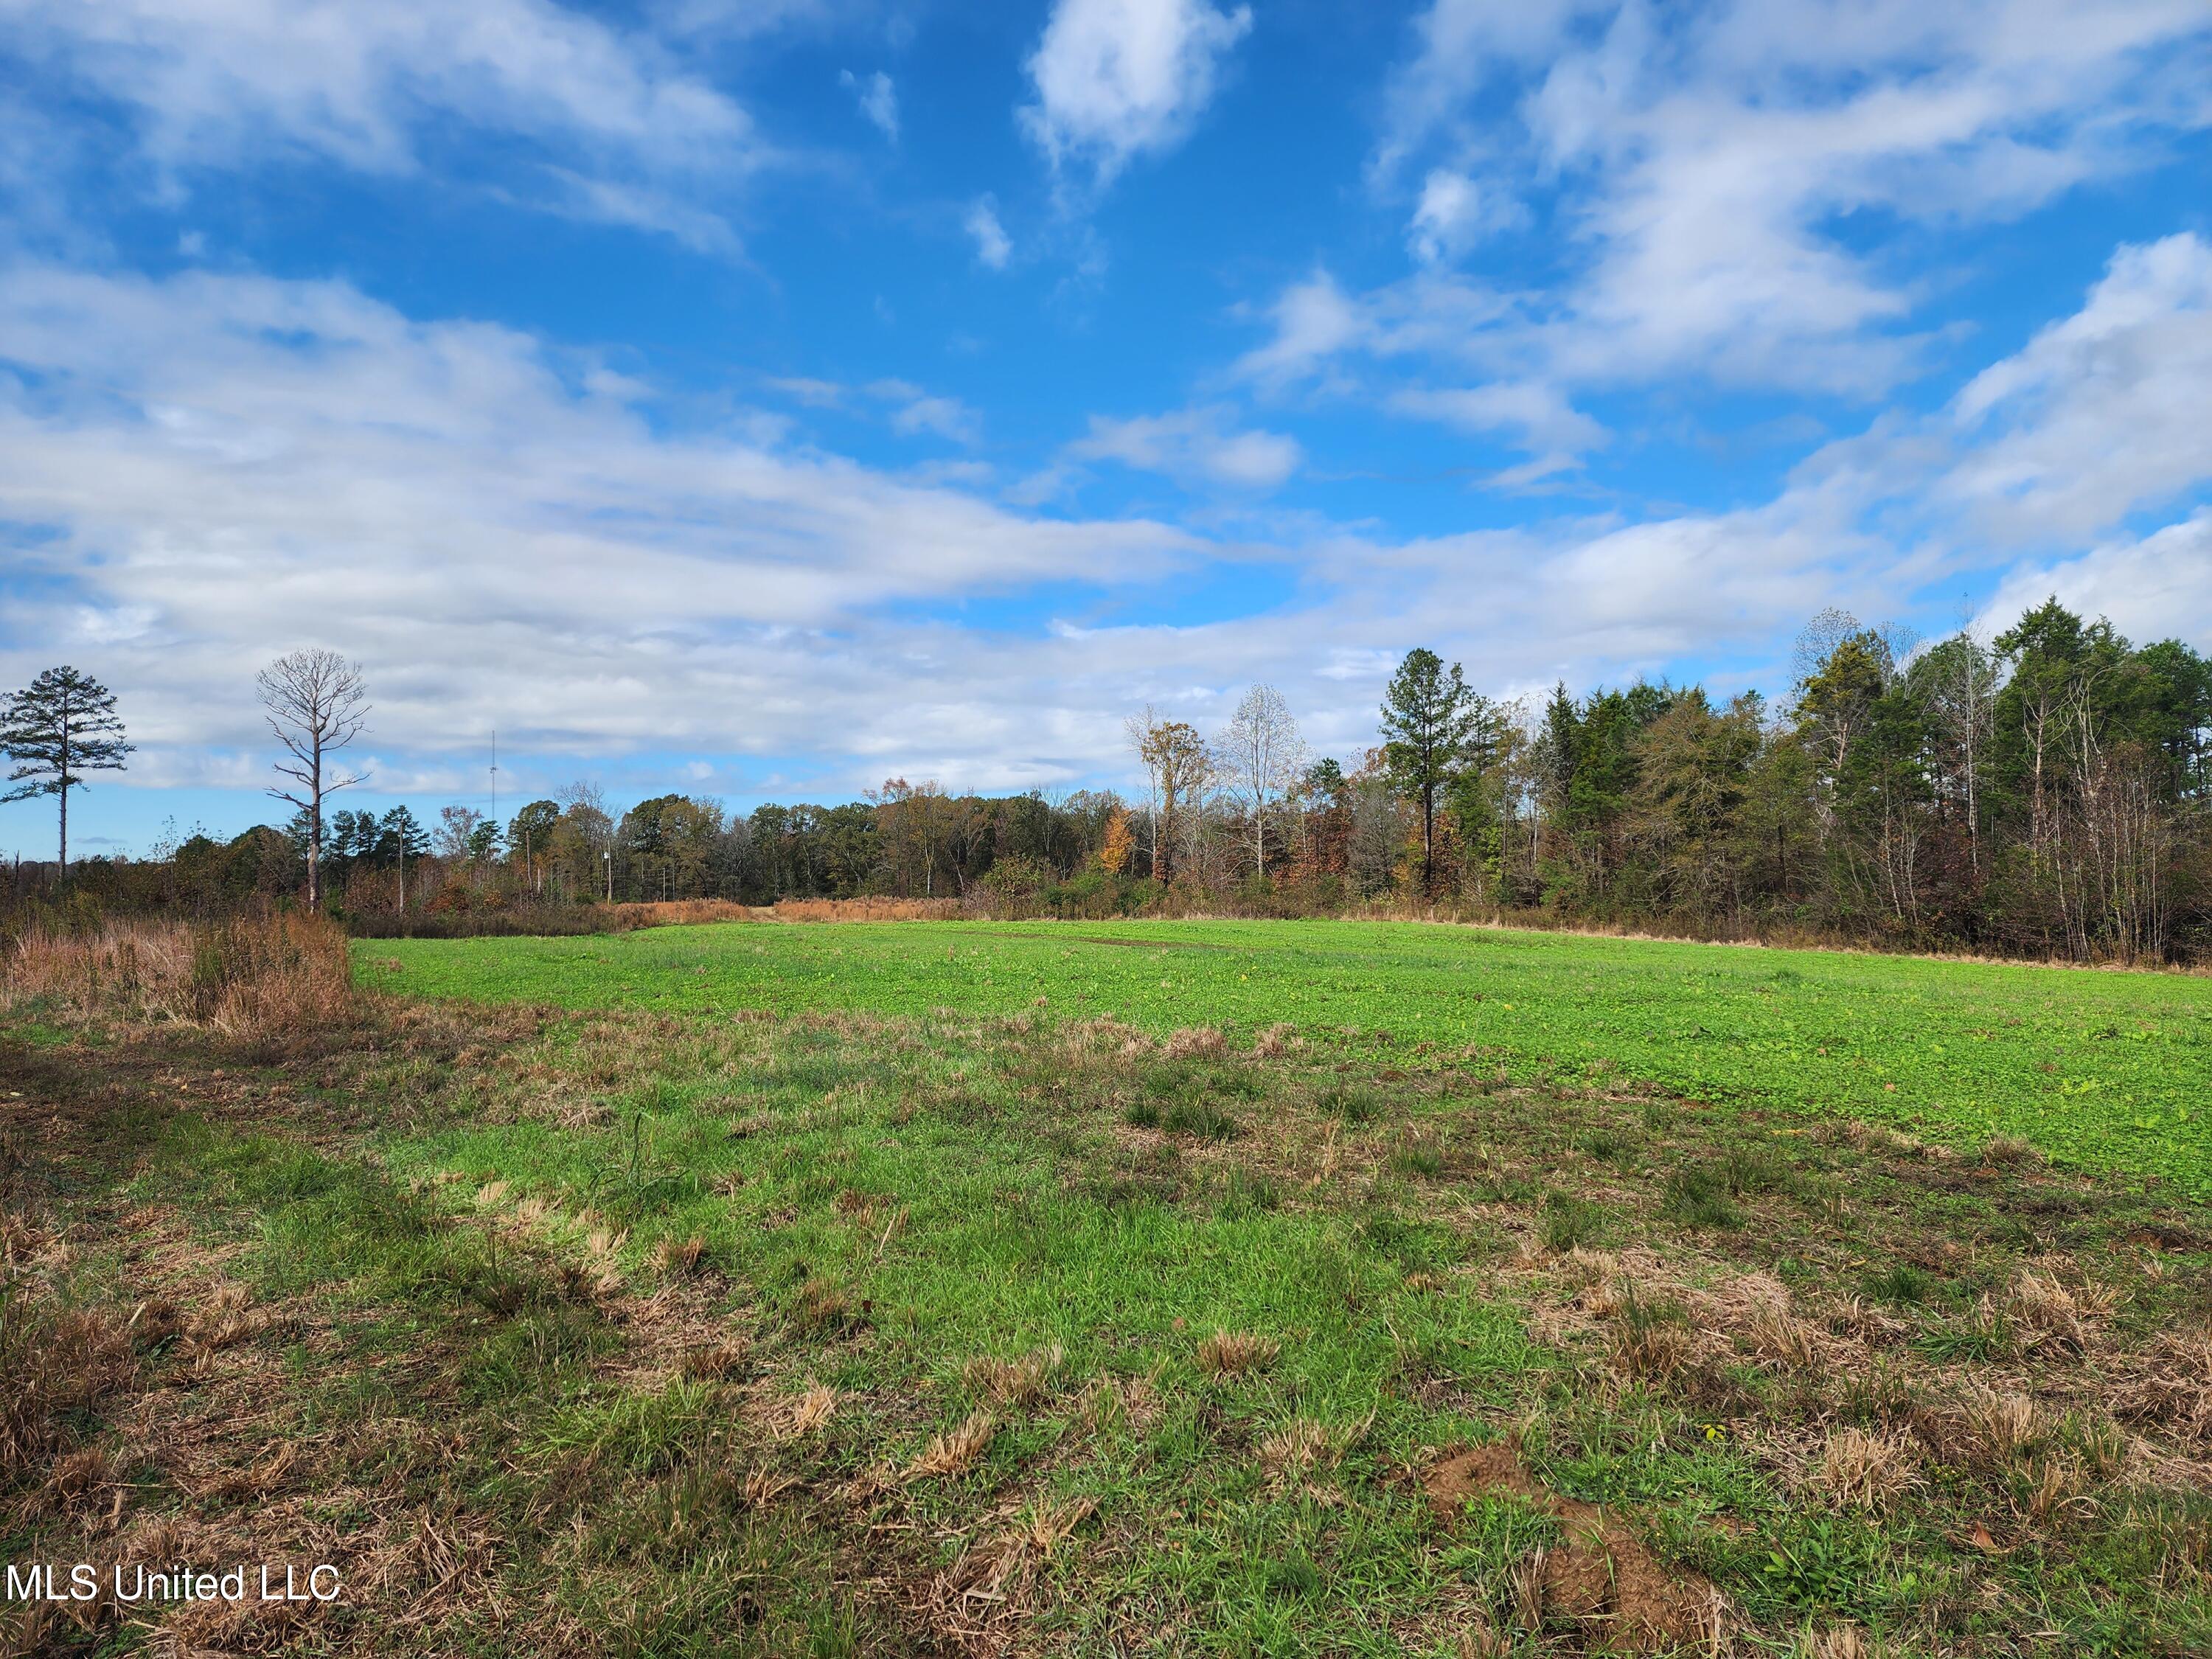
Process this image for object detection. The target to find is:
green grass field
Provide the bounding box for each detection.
[366,919,2212,1194]
[11,916,2212,1655]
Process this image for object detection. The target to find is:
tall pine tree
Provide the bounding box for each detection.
[1,666,132,873]
[1380,648,1481,894]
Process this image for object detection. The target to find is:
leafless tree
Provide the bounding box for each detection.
[1124,706,1165,877]
[1215,684,1307,878]
[258,648,369,908]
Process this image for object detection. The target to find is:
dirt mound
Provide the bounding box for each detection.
[1425,1443,1725,1654]
[1426,1443,1548,1507]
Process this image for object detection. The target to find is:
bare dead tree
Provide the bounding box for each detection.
[258,648,370,908]
[1124,706,1165,879]
[1215,684,1307,879]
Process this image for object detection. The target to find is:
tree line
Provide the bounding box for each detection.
[6,597,2209,959]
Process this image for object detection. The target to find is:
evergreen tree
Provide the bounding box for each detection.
[1380,648,1482,894]
[0,665,132,872]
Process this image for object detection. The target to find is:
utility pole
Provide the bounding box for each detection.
[604,847,612,904]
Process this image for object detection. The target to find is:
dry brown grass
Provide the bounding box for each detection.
[963,1343,1065,1408]
[3,920,190,1017]
[930,1493,1098,1634]
[1164,1025,1228,1060]
[653,1234,706,1276]
[1937,1385,2051,1472]
[678,1340,748,1380]
[1796,1627,1885,1659]
[0,1298,136,1484]
[1257,1415,1367,1498]
[2000,1265,2112,1356]
[3,911,353,1037]
[187,1281,264,1352]
[907,1411,998,1480]
[765,897,962,924]
[1196,1329,1279,1379]
[1816,1427,1921,1512]
[2018,1452,2096,1528]
[785,1383,840,1436]
[2109,1328,2212,1444]
[1743,1295,1826,1374]
[1607,1295,1694,1383]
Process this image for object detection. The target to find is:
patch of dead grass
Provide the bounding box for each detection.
[1196,1329,1279,1379]
[0,1299,135,1484]
[907,1411,998,1480]
[1815,1427,1921,1513]
[2109,1327,2212,1444]
[964,1343,1065,1408]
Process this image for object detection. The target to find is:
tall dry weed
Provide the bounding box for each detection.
[0,1296,136,1484]
[190,913,355,1036]
[3,919,192,1019]
[4,911,353,1037]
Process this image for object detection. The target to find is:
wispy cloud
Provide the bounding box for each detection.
[840,69,898,141]
[1068,404,1301,491]
[1,0,764,247]
[964,195,1013,268]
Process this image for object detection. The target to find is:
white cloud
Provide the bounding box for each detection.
[1351,0,2212,396]
[5,226,2209,827]
[865,378,982,445]
[1406,167,1521,264]
[1390,380,1606,474]
[1232,272,1370,386]
[1,0,759,243]
[1021,0,1253,185]
[1941,232,2212,538]
[1069,405,1301,491]
[840,69,898,141]
[890,396,981,445]
[964,195,1012,268]
[0,265,1190,780]
[1976,510,2212,649]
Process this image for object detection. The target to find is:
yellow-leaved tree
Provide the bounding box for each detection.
[1099,806,1133,875]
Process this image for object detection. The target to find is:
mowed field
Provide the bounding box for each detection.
[369,919,2212,1194]
[12,917,2212,1656]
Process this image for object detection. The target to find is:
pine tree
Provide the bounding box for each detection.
[1379,648,1480,894]
[0,666,132,873]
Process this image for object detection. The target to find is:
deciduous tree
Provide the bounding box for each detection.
[257,649,370,908]
[1216,684,1307,879]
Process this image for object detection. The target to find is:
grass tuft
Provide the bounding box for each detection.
[906,1410,997,1480]
[1196,1329,1279,1380]
[962,1343,1065,1408]
[1816,1427,1921,1512]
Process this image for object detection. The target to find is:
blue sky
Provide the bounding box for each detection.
[2,0,2209,857]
